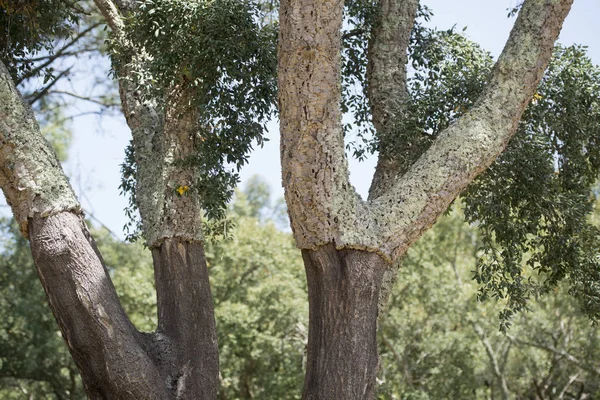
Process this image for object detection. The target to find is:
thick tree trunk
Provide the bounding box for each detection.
[151,239,219,399]
[29,212,170,399]
[302,244,387,400]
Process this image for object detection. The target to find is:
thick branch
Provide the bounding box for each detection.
[364,0,573,261]
[279,0,364,250]
[367,0,419,200]
[0,61,79,235]
[151,240,219,399]
[29,212,169,399]
[93,0,125,33]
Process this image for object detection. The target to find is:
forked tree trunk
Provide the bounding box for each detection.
[302,245,387,400]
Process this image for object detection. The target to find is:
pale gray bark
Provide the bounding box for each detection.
[0,62,79,235]
[367,0,419,200]
[281,0,573,264]
[474,324,511,400]
[278,0,362,251]
[95,0,204,247]
[366,0,574,262]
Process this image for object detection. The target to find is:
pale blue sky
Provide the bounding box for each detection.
[53,0,600,238]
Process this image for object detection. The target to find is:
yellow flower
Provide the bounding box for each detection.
[532,92,543,104]
[176,185,190,196]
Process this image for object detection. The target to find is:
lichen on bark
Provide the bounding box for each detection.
[0,61,80,236]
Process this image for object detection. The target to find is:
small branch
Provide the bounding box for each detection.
[46,90,120,108]
[27,68,72,105]
[381,334,403,367]
[17,23,101,85]
[474,324,511,400]
[20,48,99,63]
[509,336,600,377]
[82,207,121,241]
[558,372,580,399]
[342,28,365,41]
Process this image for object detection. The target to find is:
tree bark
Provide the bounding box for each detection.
[151,239,219,399]
[302,244,387,400]
[29,212,170,399]
[367,0,419,200]
[279,0,573,398]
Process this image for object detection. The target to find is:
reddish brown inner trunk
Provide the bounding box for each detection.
[302,244,387,400]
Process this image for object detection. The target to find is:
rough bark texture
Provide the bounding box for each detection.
[151,239,219,399]
[101,1,217,392]
[302,244,387,400]
[278,0,367,252]
[366,0,574,261]
[280,0,573,264]
[29,212,169,399]
[367,0,419,200]
[0,61,79,236]
[96,1,205,248]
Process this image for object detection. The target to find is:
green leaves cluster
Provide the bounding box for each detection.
[114,0,277,223]
[464,45,600,326]
[0,0,82,81]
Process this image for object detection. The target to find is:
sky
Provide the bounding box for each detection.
[35,0,600,239]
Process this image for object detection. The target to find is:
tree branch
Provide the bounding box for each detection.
[474,324,511,400]
[93,0,125,33]
[279,0,360,250]
[509,336,600,376]
[16,23,101,85]
[45,90,120,108]
[364,0,574,262]
[27,68,72,105]
[0,60,169,398]
[367,0,419,200]
[0,61,79,233]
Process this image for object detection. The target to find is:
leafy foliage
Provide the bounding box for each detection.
[464,45,600,326]
[0,0,82,81]
[112,0,277,226]
[378,206,600,399]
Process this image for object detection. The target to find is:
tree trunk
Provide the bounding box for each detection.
[302,244,387,400]
[151,239,219,399]
[29,212,171,399]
